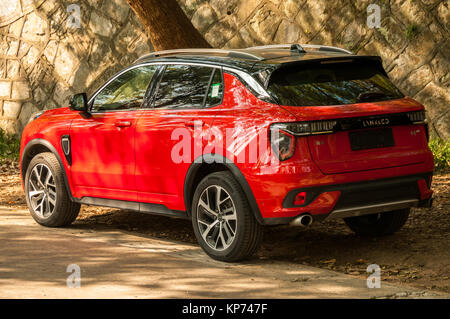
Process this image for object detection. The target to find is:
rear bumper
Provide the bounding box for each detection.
[262,172,433,225]
[326,197,432,220]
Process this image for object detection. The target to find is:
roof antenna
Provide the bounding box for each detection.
[290,44,306,54]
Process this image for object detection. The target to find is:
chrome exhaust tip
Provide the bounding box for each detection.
[290,214,313,227]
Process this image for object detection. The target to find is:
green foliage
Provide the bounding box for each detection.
[429,138,450,171]
[405,24,419,40]
[0,130,20,162]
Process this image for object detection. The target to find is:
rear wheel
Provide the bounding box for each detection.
[191,171,263,262]
[24,152,80,227]
[344,208,410,236]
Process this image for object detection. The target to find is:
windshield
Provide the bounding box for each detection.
[267,60,404,106]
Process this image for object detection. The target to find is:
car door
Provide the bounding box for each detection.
[135,64,224,211]
[69,64,158,201]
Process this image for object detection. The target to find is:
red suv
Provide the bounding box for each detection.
[20,44,434,261]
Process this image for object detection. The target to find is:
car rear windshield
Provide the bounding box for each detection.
[267,60,404,106]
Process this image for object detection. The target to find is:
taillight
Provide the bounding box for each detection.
[407,110,427,124]
[271,121,337,136]
[270,121,337,160]
[270,125,295,161]
[407,110,428,141]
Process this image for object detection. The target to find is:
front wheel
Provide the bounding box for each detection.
[191,171,263,262]
[344,208,410,237]
[24,152,80,227]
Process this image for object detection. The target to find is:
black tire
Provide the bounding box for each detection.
[344,208,410,237]
[191,171,263,262]
[24,152,80,227]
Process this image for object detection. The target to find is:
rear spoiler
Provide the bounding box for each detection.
[252,56,385,90]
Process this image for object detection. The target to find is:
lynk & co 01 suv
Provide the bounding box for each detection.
[20,44,434,262]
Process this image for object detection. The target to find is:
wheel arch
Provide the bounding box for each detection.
[21,138,74,199]
[184,154,264,224]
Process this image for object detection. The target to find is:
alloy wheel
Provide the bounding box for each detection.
[196,185,237,251]
[28,163,57,218]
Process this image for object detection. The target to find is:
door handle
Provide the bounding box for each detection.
[115,120,132,128]
[185,120,204,128]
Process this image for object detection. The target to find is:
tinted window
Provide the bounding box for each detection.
[153,65,216,109]
[92,65,158,112]
[267,61,404,106]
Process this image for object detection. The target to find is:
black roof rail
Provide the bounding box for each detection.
[246,44,352,55]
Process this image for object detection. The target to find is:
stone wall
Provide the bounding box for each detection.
[0,0,449,138]
[0,0,152,133]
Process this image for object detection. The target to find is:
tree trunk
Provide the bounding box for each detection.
[126,0,211,51]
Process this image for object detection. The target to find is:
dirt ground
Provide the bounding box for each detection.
[1,158,449,293]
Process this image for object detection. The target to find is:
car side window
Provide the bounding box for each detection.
[152,65,220,109]
[91,65,158,112]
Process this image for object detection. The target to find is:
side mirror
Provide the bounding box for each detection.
[69,93,88,112]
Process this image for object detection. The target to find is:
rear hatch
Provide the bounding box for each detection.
[267,58,429,174]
